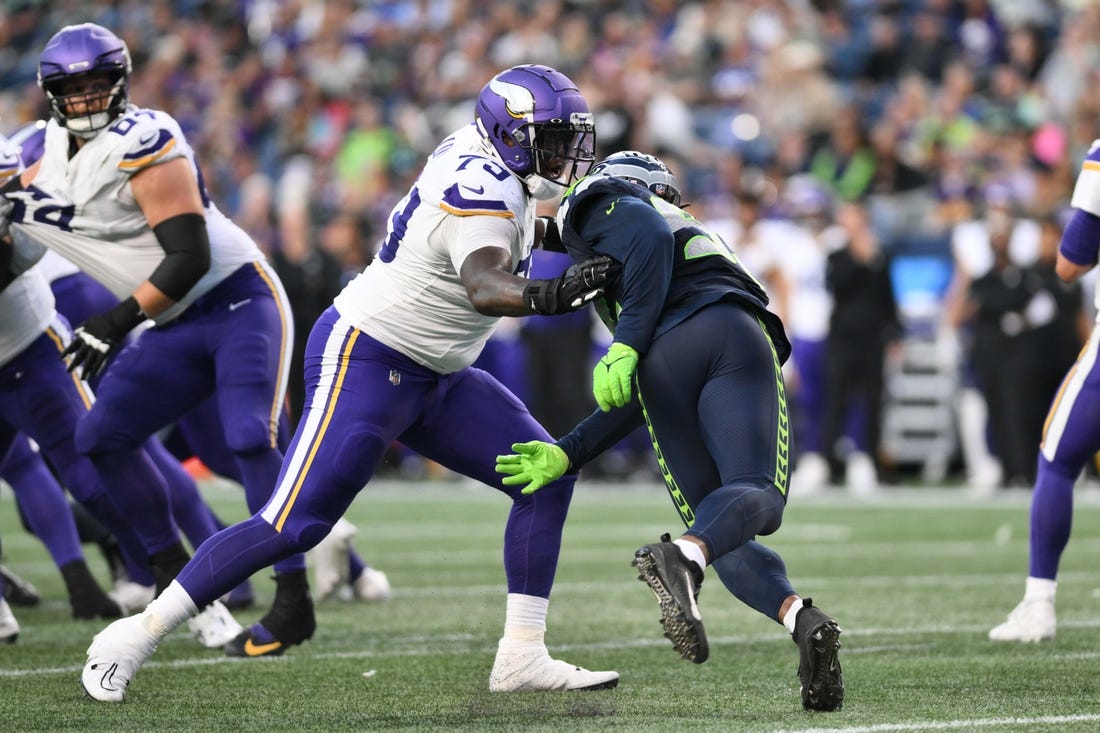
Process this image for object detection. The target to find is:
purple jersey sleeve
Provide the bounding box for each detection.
[1060,208,1100,266]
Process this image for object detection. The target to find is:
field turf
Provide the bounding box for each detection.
[3,478,1100,732]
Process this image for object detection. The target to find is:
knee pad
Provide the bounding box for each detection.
[74,405,141,455]
[0,438,37,473]
[266,514,338,553]
[221,411,278,456]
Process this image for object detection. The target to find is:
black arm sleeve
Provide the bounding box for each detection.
[555,399,646,472]
[149,213,212,301]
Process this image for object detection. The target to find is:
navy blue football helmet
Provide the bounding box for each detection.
[588,150,681,207]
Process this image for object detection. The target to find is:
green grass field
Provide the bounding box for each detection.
[3,478,1100,732]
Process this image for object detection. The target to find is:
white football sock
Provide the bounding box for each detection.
[503,593,548,644]
[672,538,706,572]
[1024,576,1057,603]
[142,580,200,641]
[782,598,805,634]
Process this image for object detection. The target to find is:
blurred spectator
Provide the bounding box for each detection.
[955,193,1048,487]
[820,200,901,493]
[777,177,835,495]
[271,215,349,425]
[715,171,791,324]
[0,0,1094,483]
[1031,214,1087,419]
[809,106,877,202]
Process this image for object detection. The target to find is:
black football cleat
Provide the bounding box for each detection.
[0,565,40,607]
[224,570,316,658]
[60,560,122,620]
[792,598,844,711]
[632,533,708,663]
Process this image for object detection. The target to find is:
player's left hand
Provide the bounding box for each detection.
[592,342,638,411]
[61,296,147,380]
[495,441,570,495]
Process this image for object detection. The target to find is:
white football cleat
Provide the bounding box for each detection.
[488,639,619,692]
[109,581,156,614]
[791,452,830,497]
[187,600,244,648]
[989,598,1056,642]
[353,567,392,602]
[845,452,878,496]
[82,614,158,702]
[0,598,19,643]
[311,518,357,601]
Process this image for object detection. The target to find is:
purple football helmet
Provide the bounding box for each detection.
[38,23,131,138]
[475,64,595,197]
[588,150,681,207]
[9,120,47,166]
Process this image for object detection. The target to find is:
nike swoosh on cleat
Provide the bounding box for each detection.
[99,662,121,690]
[243,639,283,656]
[228,299,252,311]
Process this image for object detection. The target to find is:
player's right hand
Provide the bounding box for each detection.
[61,296,147,380]
[495,441,570,495]
[522,255,616,315]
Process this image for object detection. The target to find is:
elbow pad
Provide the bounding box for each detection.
[150,213,211,300]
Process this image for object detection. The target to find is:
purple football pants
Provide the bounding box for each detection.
[74,263,305,575]
[177,305,573,608]
[1028,326,1100,579]
[0,319,166,568]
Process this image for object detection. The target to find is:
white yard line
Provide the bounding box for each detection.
[8,617,1100,679]
[769,714,1100,733]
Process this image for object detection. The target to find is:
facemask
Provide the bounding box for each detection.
[525,175,565,201]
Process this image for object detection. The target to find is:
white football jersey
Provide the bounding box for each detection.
[0,130,20,238]
[0,267,57,368]
[334,123,536,373]
[0,129,55,365]
[8,108,262,325]
[34,248,81,283]
[1069,144,1100,317]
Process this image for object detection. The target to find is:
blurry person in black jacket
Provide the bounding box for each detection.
[820,201,901,492]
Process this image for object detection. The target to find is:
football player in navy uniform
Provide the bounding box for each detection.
[496,151,846,711]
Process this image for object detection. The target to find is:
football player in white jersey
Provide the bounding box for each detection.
[80,63,618,702]
[989,140,1100,642]
[6,23,309,656]
[0,130,122,621]
[1,119,251,647]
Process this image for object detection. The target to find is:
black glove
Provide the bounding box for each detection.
[523,256,615,315]
[61,296,147,379]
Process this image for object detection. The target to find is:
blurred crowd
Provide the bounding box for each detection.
[1,0,1097,490]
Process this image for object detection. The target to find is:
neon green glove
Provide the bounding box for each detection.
[592,342,639,411]
[495,441,570,495]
